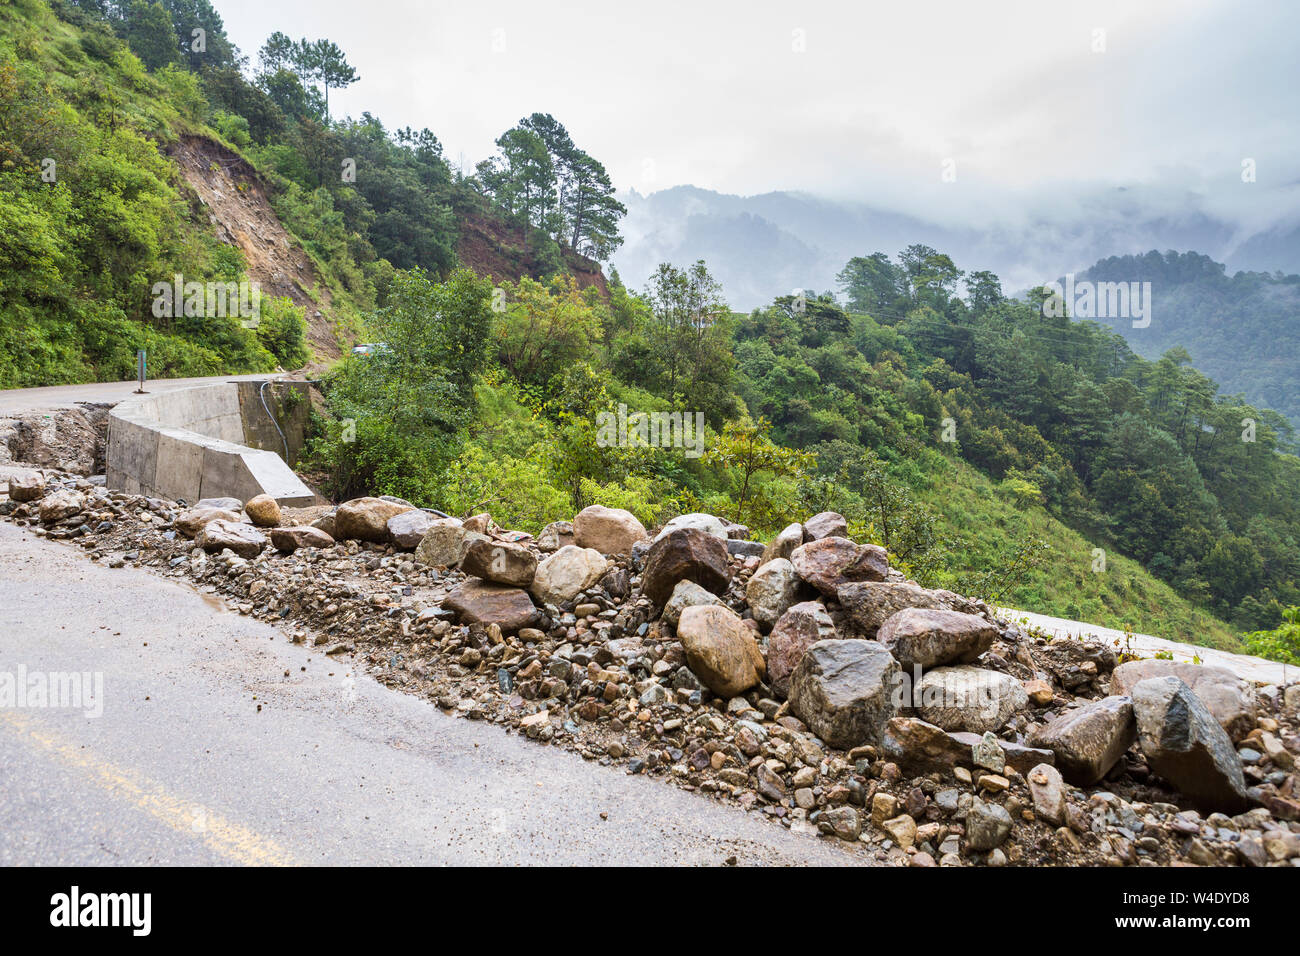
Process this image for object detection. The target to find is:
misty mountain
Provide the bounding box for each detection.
[612,185,1300,311]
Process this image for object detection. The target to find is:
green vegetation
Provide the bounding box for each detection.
[1078,251,1300,431]
[6,0,1298,659]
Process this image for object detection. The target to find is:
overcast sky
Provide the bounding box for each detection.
[215,0,1300,229]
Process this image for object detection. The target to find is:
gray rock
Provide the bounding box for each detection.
[915,666,1029,734]
[1131,676,1251,813]
[761,522,804,566]
[413,518,469,567]
[1027,763,1067,826]
[536,520,574,552]
[531,545,609,606]
[386,509,442,550]
[194,497,242,511]
[1028,696,1136,785]
[789,639,901,749]
[195,519,267,559]
[802,511,847,541]
[745,557,800,630]
[966,799,1013,851]
[725,538,765,558]
[837,580,962,638]
[654,512,729,541]
[1112,660,1257,741]
[876,607,996,669]
[661,578,723,627]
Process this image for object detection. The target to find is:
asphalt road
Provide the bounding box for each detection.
[0,374,286,416]
[0,523,863,866]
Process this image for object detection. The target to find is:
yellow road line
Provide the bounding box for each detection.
[0,710,297,866]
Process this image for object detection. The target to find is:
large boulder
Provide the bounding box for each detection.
[38,489,84,523]
[745,558,801,629]
[914,666,1029,734]
[789,537,888,595]
[789,639,901,748]
[837,581,960,638]
[269,526,335,553]
[573,505,647,556]
[444,579,541,633]
[460,538,537,588]
[536,520,575,552]
[876,607,997,669]
[662,579,723,627]
[768,601,837,697]
[196,519,267,559]
[1111,660,1257,741]
[761,522,804,566]
[387,510,443,550]
[802,511,847,541]
[640,527,731,606]
[414,518,469,568]
[1131,676,1251,813]
[1028,696,1136,785]
[175,506,240,539]
[6,471,45,502]
[243,494,281,528]
[676,604,764,698]
[881,717,1055,775]
[654,512,729,541]
[530,545,609,607]
[335,497,414,542]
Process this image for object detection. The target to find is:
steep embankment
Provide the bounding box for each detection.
[457,211,610,298]
[168,135,342,362]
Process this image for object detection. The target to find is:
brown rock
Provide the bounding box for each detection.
[460,538,538,588]
[881,717,1056,774]
[175,507,240,538]
[767,600,837,697]
[6,471,45,502]
[444,579,541,633]
[641,527,731,605]
[334,497,414,542]
[243,494,281,527]
[761,522,804,565]
[572,504,647,555]
[789,537,888,595]
[676,604,763,698]
[269,525,335,553]
[38,489,84,523]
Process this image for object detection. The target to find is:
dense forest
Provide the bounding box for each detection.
[1074,250,1300,428]
[3,0,1299,662]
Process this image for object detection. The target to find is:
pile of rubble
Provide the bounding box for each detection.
[4,465,1299,867]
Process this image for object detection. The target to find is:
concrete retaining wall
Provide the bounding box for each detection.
[107,381,316,507]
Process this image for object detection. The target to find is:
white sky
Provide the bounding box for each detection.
[214,0,1300,228]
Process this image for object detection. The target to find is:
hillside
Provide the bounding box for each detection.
[1074,250,1300,429]
[5,0,1299,662]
